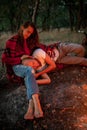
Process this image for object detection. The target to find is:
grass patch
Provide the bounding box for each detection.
[39,29,84,45]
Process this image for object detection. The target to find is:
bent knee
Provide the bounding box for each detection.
[25,66,33,75]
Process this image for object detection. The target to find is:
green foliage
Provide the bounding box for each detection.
[0,0,87,32]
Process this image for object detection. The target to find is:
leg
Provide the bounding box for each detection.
[13,65,39,99]
[58,55,87,66]
[59,43,85,57]
[13,65,43,119]
[24,99,34,120]
[25,93,43,119]
[32,94,43,118]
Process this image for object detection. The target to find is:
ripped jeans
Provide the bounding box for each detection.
[13,65,39,100]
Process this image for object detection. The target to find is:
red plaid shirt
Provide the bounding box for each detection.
[2,35,31,83]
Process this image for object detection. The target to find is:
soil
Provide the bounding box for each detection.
[0,65,87,130]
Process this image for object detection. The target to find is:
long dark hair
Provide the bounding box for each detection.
[18,21,39,49]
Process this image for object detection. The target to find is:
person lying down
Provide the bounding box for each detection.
[21,48,56,85]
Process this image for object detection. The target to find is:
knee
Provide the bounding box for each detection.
[25,66,33,76]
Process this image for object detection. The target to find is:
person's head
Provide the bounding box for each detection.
[22,57,41,70]
[18,21,39,49]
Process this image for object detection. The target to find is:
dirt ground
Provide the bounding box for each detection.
[1,65,87,130]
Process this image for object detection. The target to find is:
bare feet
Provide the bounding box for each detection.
[24,99,34,120]
[32,94,44,119]
[34,111,43,118]
[24,109,34,120]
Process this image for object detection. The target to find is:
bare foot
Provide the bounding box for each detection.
[32,94,44,119]
[24,109,34,120]
[34,111,44,118]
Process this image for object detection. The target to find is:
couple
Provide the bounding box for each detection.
[2,21,87,120]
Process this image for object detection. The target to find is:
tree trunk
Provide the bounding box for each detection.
[77,0,84,30]
[68,3,74,31]
[32,0,40,24]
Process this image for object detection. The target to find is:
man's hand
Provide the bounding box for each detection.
[34,73,40,79]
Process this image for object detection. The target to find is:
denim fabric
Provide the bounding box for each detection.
[13,65,39,100]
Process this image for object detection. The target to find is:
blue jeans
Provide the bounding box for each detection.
[13,65,39,100]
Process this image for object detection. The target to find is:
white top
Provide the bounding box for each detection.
[32,48,46,71]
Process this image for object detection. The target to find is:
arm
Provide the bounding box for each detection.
[36,73,51,85]
[35,53,56,78]
[21,54,52,85]
[2,39,23,65]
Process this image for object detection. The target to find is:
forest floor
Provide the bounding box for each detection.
[1,65,87,130]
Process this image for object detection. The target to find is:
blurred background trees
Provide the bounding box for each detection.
[0,0,87,32]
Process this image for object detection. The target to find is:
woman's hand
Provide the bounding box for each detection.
[21,55,32,60]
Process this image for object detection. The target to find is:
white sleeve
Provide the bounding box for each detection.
[32,49,46,66]
[32,49,46,59]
